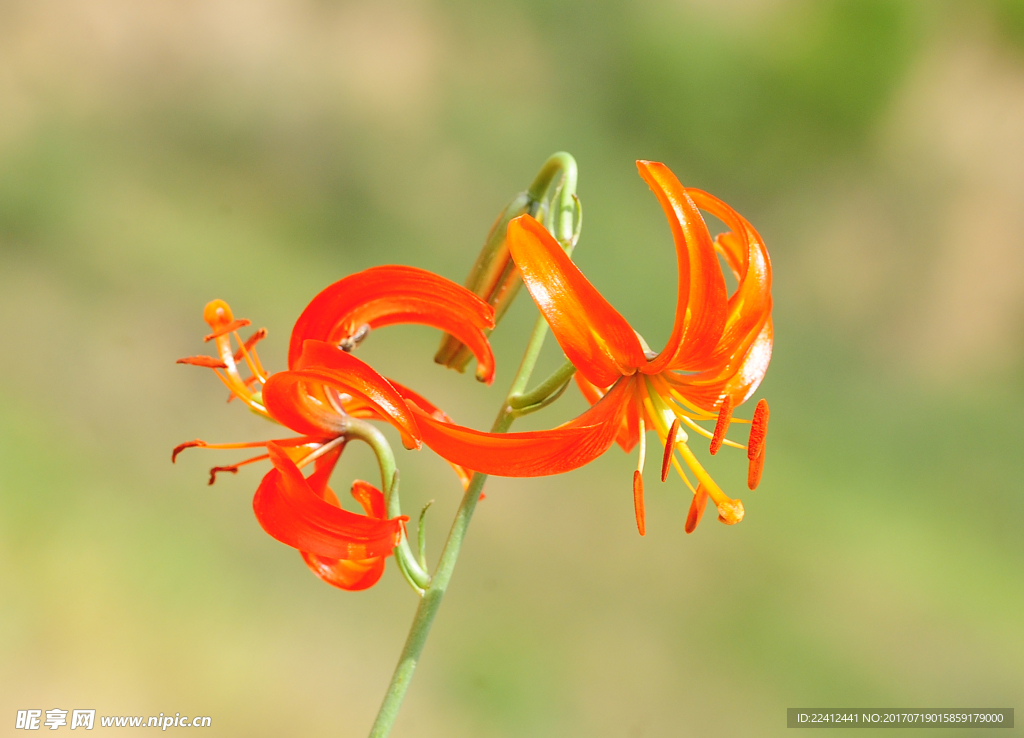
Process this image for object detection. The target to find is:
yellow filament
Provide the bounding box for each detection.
[675,413,746,450]
[636,418,646,474]
[674,441,737,513]
[233,330,266,384]
[212,368,270,418]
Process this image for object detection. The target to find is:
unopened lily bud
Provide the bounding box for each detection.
[435,190,535,373]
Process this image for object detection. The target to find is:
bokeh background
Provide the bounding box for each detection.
[1,0,1023,735]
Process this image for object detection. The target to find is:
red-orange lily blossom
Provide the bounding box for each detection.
[176,266,629,588]
[505,160,773,535]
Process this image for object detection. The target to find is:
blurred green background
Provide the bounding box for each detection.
[1,0,1022,735]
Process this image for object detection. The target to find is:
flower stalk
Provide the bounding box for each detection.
[368,156,580,738]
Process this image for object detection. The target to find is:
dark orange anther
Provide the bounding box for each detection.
[661,418,679,482]
[710,395,733,455]
[632,470,646,536]
[208,465,239,485]
[747,443,766,490]
[233,328,267,361]
[172,439,207,463]
[176,355,228,369]
[747,399,769,461]
[204,319,251,342]
[685,484,709,534]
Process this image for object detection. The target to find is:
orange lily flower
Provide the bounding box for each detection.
[505,160,773,535]
[175,265,629,587]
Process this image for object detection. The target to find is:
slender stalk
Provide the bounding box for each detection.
[344,418,431,591]
[367,313,551,738]
[368,152,578,737]
[509,359,576,409]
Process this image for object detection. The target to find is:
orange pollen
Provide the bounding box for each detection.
[710,395,733,456]
[685,484,710,534]
[747,399,769,461]
[177,355,228,369]
[748,444,766,490]
[233,328,267,362]
[661,418,679,482]
[204,319,251,342]
[632,470,646,536]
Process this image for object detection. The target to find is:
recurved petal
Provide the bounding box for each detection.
[687,189,772,368]
[574,374,639,452]
[663,318,773,411]
[252,443,405,560]
[297,466,389,590]
[288,265,497,383]
[300,552,387,591]
[636,161,728,374]
[390,380,473,489]
[263,341,421,448]
[412,376,632,476]
[507,214,647,387]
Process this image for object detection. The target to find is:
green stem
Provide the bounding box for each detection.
[509,359,576,409]
[344,418,431,591]
[367,312,551,738]
[368,152,578,737]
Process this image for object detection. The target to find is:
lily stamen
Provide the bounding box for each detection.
[710,396,733,455]
[684,484,709,534]
[232,329,267,384]
[633,416,646,536]
[661,418,679,482]
[747,399,769,490]
[208,454,270,485]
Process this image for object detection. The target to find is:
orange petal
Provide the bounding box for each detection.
[689,189,773,369]
[300,552,387,591]
[411,376,633,477]
[635,162,728,374]
[287,265,496,383]
[262,341,421,448]
[252,443,405,560]
[507,214,647,387]
[662,319,773,411]
[574,373,636,452]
